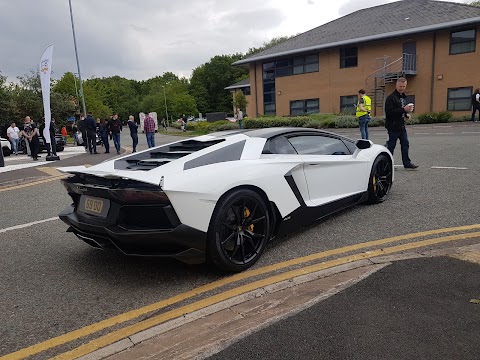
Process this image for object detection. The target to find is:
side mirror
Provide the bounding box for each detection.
[356,139,372,150]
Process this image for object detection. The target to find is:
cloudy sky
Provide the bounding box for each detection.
[0,0,469,83]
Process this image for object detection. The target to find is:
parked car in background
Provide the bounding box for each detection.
[18,134,65,154]
[1,137,12,156]
[75,132,102,146]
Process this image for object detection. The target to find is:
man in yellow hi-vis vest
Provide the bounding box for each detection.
[356,89,372,139]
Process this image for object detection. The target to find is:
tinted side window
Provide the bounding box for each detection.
[263,136,297,154]
[288,135,350,155]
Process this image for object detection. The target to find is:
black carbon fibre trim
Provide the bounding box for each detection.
[284,173,306,207]
[183,140,246,170]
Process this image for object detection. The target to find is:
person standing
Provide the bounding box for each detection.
[98,119,110,153]
[181,114,187,132]
[161,117,168,131]
[77,116,88,152]
[127,115,138,152]
[72,121,78,145]
[85,112,98,154]
[385,77,418,169]
[144,112,156,148]
[61,125,68,145]
[40,117,57,156]
[7,122,20,155]
[236,109,244,129]
[356,89,371,139]
[108,113,122,154]
[471,88,480,122]
[23,116,40,160]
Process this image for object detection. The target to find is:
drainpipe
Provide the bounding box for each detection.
[430,32,437,112]
[254,63,259,116]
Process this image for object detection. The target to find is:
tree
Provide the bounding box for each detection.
[245,36,295,57]
[170,93,198,119]
[233,91,248,113]
[469,1,480,6]
[189,54,248,114]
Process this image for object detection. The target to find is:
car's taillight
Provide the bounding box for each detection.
[109,188,170,204]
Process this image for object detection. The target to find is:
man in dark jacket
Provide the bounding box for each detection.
[85,112,98,154]
[77,115,88,152]
[384,77,418,169]
[108,113,122,154]
[127,115,138,152]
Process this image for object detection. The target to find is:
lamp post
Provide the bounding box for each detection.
[68,0,87,118]
[72,72,79,110]
[162,83,169,125]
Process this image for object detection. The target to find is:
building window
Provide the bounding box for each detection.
[243,87,251,96]
[290,99,319,116]
[340,95,358,114]
[447,87,472,111]
[340,47,358,68]
[450,29,476,55]
[266,54,319,78]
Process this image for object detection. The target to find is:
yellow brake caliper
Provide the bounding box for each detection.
[244,208,254,232]
[373,175,377,192]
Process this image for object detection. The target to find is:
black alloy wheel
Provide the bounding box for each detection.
[367,154,392,203]
[208,189,270,272]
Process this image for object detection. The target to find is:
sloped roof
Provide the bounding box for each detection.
[235,0,480,65]
[224,78,251,90]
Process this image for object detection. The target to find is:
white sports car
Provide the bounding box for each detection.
[58,128,394,272]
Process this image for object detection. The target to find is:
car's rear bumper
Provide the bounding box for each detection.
[59,205,207,264]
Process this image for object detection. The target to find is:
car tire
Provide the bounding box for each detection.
[207,189,271,272]
[367,154,392,204]
[56,147,64,152]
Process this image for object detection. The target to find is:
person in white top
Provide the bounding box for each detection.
[6,122,20,155]
[236,109,244,129]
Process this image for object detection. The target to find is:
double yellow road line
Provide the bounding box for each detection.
[2,224,480,360]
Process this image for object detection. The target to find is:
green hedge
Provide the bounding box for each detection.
[168,111,469,134]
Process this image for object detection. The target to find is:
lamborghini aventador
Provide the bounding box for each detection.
[58,128,394,272]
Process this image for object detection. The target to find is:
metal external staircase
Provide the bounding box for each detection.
[365,54,417,116]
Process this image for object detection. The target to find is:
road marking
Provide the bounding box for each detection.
[461,131,480,134]
[4,224,480,360]
[0,175,67,192]
[37,167,63,177]
[431,166,468,170]
[414,132,431,135]
[50,231,480,360]
[435,132,454,135]
[0,217,58,234]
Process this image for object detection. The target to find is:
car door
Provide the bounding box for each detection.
[286,134,369,206]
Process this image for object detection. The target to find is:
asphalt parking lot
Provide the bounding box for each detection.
[1,123,479,359]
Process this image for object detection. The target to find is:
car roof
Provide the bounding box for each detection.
[209,127,354,142]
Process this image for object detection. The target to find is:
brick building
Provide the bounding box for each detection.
[233,0,480,117]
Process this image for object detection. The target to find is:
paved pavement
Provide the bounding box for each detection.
[101,245,480,360]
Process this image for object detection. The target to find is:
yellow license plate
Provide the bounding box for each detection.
[84,197,104,214]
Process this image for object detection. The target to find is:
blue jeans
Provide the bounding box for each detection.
[112,133,121,153]
[10,138,19,154]
[386,127,412,167]
[146,132,155,148]
[131,133,138,152]
[358,115,370,139]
